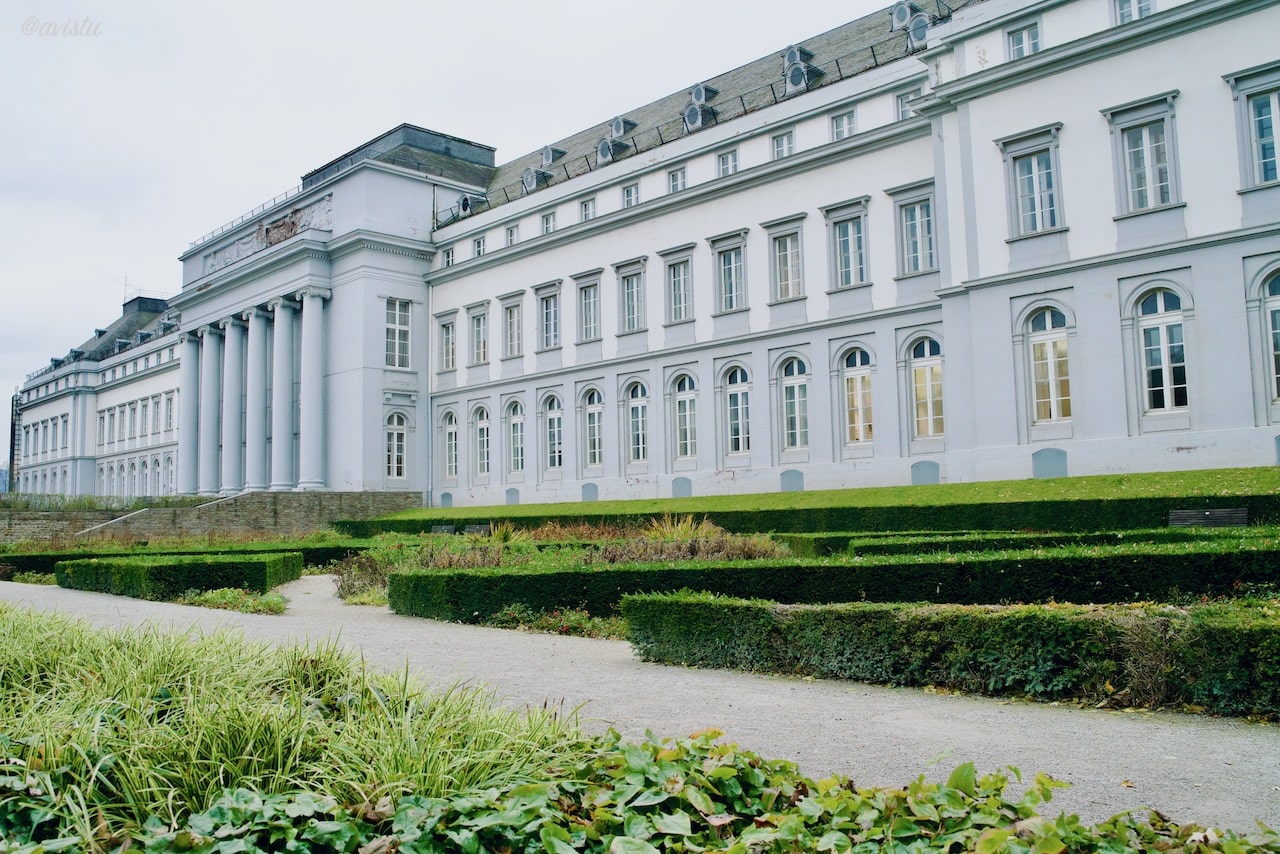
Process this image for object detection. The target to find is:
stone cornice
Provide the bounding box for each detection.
[170,235,332,314]
[425,119,932,287]
[326,229,435,262]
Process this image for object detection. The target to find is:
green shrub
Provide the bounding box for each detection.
[54,552,303,600]
[622,593,1280,716]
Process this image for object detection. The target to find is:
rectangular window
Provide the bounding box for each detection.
[622,184,640,208]
[717,150,739,177]
[541,212,556,234]
[772,233,802,300]
[621,272,644,332]
[831,110,856,140]
[505,224,520,246]
[116,408,124,440]
[675,397,696,458]
[152,397,160,433]
[578,284,600,341]
[1115,0,1152,23]
[473,237,486,257]
[509,418,524,473]
[1014,150,1057,233]
[898,198,935,274]
[580,198,596,222]
[1123,121,1171,210]
[718,247,745,312]
[771,130,795,160]
[667,260,692,323]
[1008,22,1040,58]
[585,409,603,467]
[668,167,687,193]
[897,88,921,121]
[1248,90,1278,184]
[442,248,454,267]
[164,394,174,430]
[912,361,944,437]
[139,401,148,437]
[546,413,563,469]
[833,216,866,287]
[385,298,411,368]
[62,415,70,448]
[503,304,522,358]
[1142,321,1187,410]
[128,405,137,439]
[844,372,872,443]
[540,293,560,349]
[628,401,648,462]
[98,414,105,446]
[782,383,808,449]
[440,321,456,371]
[470,313,488,364]
[1031,336,1072,422]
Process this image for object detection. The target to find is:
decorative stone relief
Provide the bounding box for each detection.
[202,195,333,275]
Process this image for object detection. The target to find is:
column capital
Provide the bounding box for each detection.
[267,296,299,312]
[242,307,267,322]
[196,324,223,338]
[295,285,333,302]
[218,317,245,332]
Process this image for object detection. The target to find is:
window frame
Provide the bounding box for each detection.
[822,196,870,291]
[724,366,751,456]
[506,400,526,474]
[577,280,601,343]
[543,395,564,471]
[579,197,597,222]
[665,254,693,324]
[500,297,523,360]
[708,229,749,315]
[582,388,605,468]
[1102,91,1182,217]
[615,258,648,335]
[472,236,486,258]
[831,109,857,141]
[672,373,698,460]
[668,166,687,193]
[1136,288,1188,413]
[717,149,739,177]
[536,283,562,351]
[622,183,640,208]
[841,347,874,445]
[778,357,810,451]
[1005,20,1041,59]
[385,412,408,480]
[441,411,459,480]
[438,318,457,372]
[764,214,806,303]
[467,305,489,366]
[1026,307,1073,424]
[505,224,520,247]
[1224,60,1280,190]
[908,337,944,440]
[1113,0,1153,25]
[473,406,491,478]
[625,381,649,464]
[996,123,1065,239]
[541,211,557,235]
[385,297,411,369]
[887,181,937,277]
[896,87,923,121]
[771,129,795,160]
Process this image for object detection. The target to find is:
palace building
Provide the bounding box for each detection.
[12,0,1280,506]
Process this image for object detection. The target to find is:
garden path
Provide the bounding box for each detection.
[1,575,1276,832]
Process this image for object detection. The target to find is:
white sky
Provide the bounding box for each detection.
[0,0,889,462]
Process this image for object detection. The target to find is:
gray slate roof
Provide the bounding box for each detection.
[474,0,973,214]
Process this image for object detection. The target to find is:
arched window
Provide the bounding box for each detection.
[626,383,648,462]
[386,413,407,479]
[442,412,458,479]
[163,455,174,495]
[780,358,808,450]
[1137,289,1186,411]
[151,457,161,496]
[127,462,137,498]
[910,338,943,438]
[842,348,873,444]
[140,459,149,497]
[507,401,525,473]
[1028,308,1071,422]
[474,407,490,477]
[583,389,604,467]
[725,367,751,454]
[673,374,697,458]
[97,467,105,497]
[1266,277,1280,399]
[544,396,563,470]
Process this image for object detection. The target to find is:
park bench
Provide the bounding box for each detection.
[1167,508,1248,527]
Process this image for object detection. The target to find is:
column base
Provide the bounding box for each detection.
[268,482,295,492]
[242,483,268,492]
[218,486,244,498]
[294,481,326,492]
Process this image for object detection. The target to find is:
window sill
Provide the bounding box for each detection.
[1238,182,1280,196]
[663,318,695,328]
[1029,420,1073,441]
[576,336,602,345]
[768,295,807,307]
[466,362,490,369]
[841,442,874,460]
[436,368,457,375]
[500,354,523,362]
[712,306,750,318]
[617,328,648,338]
[1006,225,1069,244]
[826,282,872,295]
[1113,202,1186,222]
[893,268,939,282]
[535,345,563,354]
[721,454,751,468]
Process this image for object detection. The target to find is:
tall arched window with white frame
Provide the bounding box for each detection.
[780,358,809,450]
[442,412,458,479]
[725,367,750,454]
[1137,289,1187,411]
[386,413,407,479]
[1028,308,1071,423]
[507,401,525,473]
[474,407,490,477]
[910,338,944,438]
[673,374,697,459]
[583,389,604,467]
[1266,277,1280,399]
[626,383,649,463]
[842,348,873,444]
[544,396,563,470]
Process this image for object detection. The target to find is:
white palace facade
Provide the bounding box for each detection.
[12,0,1280,506]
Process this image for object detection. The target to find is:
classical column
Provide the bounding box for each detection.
[196,325,223,495]
[177,332,201,494]
[268,298,297,491]
[218,317,246,496]
[295,286,331,491]
[243,308,270,491]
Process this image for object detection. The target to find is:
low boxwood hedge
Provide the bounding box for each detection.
[621,591,1280,717]
[1,543,361,578]
[387,539,1280,622]
[771,527,1220,557]
[54,552,303,601]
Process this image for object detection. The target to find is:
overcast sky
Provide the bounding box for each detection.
[1,0,889,462]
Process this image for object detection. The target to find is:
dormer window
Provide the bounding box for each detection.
[541,145,565,167]
[782,45,823,96]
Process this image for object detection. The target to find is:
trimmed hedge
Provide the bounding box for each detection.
[1,543,360,578]
[336,492,1280,536]
[387,540,1280,621]
[54,552,303,601]
[772,527,1218,557]
[621,591,1280,717]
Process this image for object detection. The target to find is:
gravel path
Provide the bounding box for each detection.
[1,576,1277,833]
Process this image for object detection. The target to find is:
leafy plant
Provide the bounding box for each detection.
[482,603,626,638]
[174,587,287,615]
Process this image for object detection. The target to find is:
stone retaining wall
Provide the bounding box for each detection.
[2,492,421,543]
